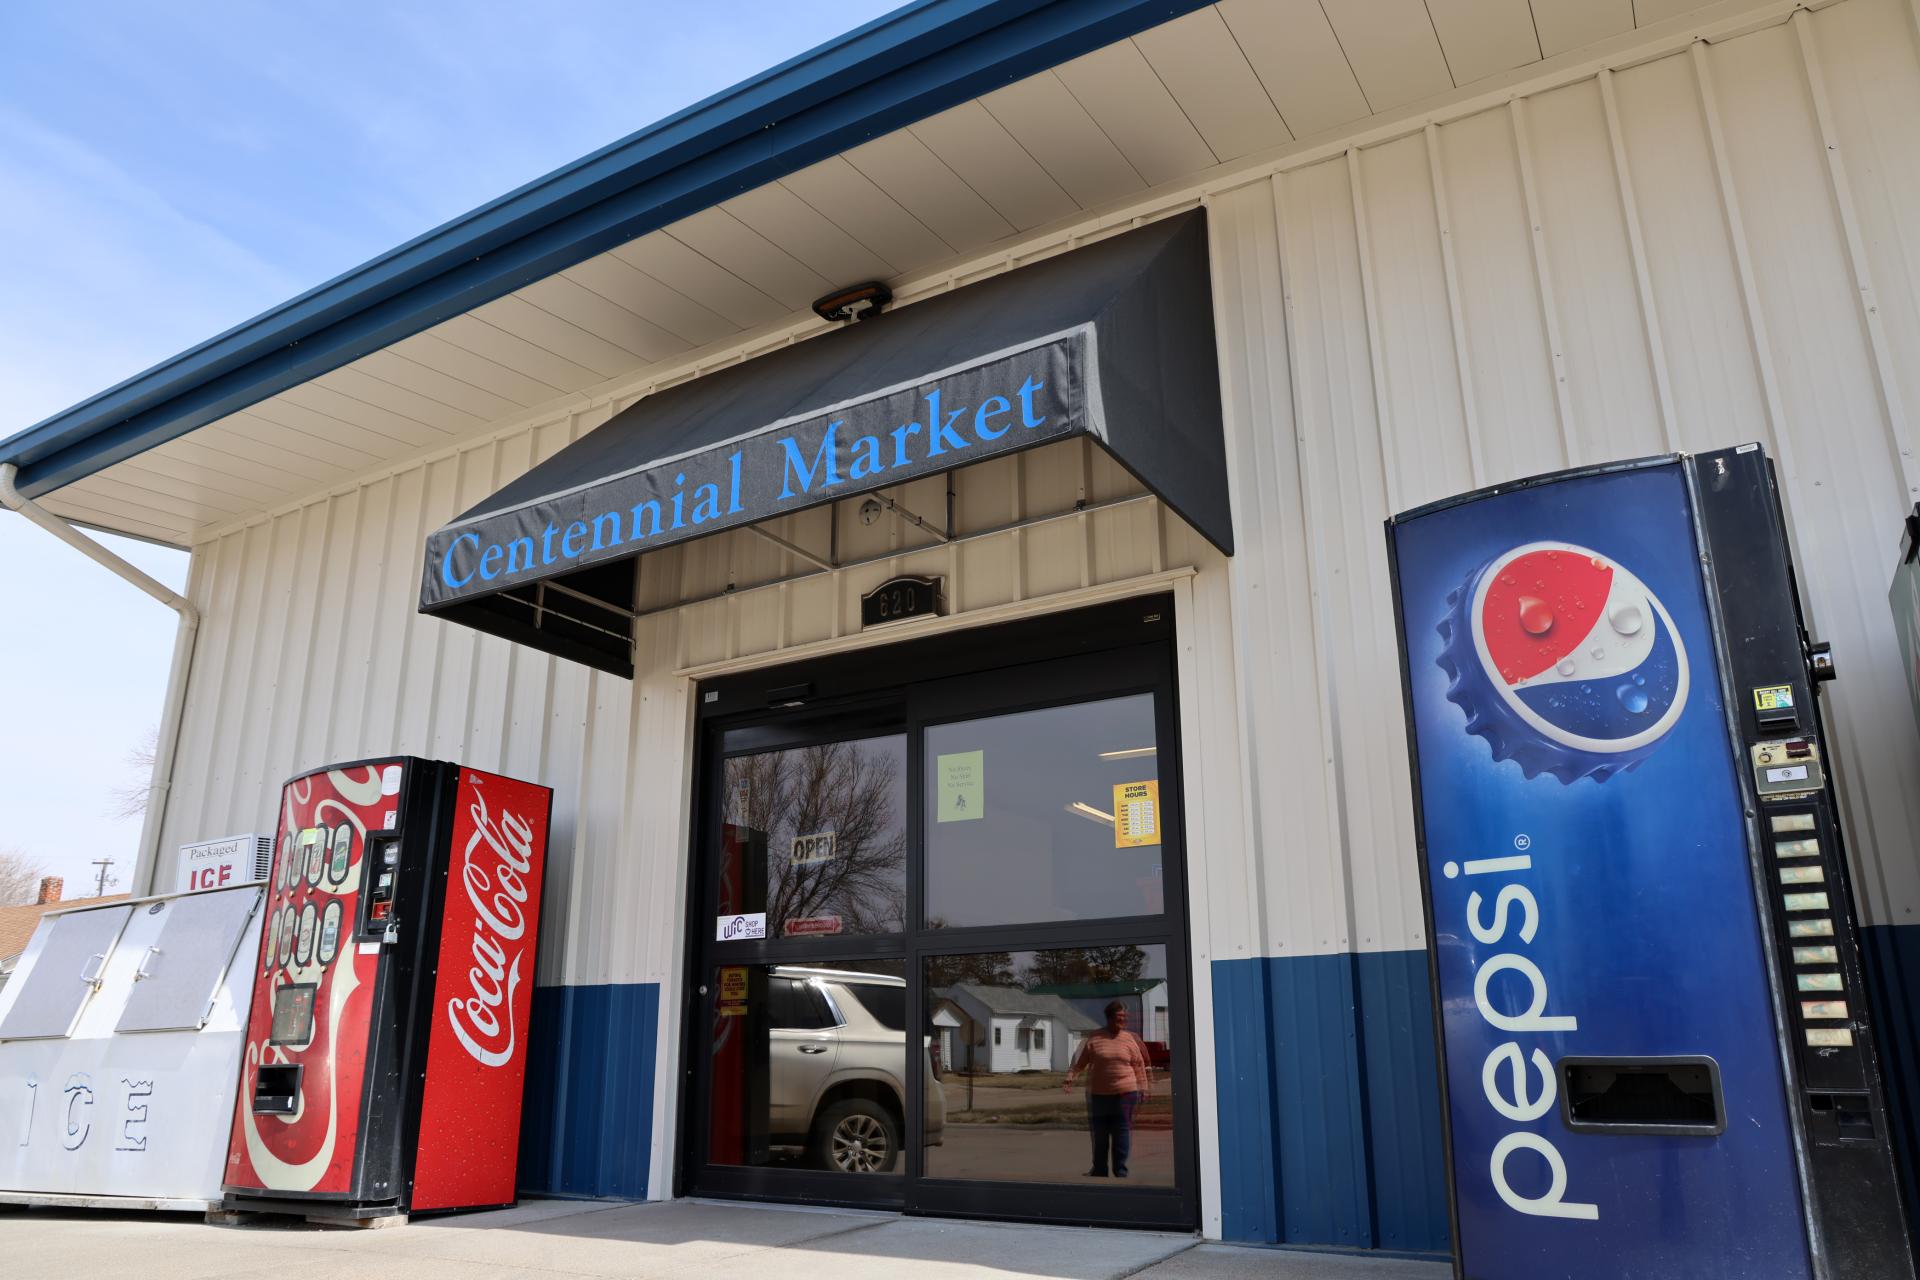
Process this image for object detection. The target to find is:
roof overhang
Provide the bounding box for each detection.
[0,0,1218,504]
[0,0,1768,548]
[419,213,1228,676]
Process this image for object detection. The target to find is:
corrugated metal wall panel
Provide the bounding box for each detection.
[1203,0,1920,957]
[1196,0,1920,1247]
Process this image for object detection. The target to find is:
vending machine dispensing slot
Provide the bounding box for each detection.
[253,1064,301,1114]
[1387,445,1914,1280]
[1557,1058,1725,1135]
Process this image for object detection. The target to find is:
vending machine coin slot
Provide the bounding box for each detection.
[360,834,400,938]
[253,1063,301,1114]
[1558,1058,1726,1136]
[1807,1092,1877,1142]
[1752,739,1826,797]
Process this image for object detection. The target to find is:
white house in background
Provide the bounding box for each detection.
[932,984,1099,1075]
[1025,980,1171,1046]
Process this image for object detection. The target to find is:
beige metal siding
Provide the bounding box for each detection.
[1202,0,1920,953]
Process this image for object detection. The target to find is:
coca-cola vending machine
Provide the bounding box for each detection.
[223,756,551,1221]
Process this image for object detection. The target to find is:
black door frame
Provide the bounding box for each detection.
[674,594,1199,1231]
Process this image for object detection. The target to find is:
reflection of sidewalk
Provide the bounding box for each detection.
[4,1196,1451,1278]
[930,1123,1178,1185]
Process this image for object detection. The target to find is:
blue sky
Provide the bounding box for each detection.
[0,0,898,898]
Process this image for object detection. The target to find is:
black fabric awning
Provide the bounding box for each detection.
[417,211,1230,676]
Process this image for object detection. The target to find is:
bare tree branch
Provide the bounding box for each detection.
[106,725,160,821]
[0,848,49,907]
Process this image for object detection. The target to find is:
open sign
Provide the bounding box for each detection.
[790,831,837,865]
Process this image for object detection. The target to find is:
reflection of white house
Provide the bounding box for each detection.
[931,984,1099,1074]
[1026,980,1170,1045]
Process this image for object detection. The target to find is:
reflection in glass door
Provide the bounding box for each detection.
[926,944,1177,1186]
[686,599,1194,1229]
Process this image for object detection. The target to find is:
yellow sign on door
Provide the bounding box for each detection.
[1113,780,1161,848]
[718,965,750,1015]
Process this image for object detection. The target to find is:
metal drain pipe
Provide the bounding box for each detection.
[0,463,198,896]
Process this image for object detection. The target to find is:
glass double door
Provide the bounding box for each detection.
[683,622,1195,1230]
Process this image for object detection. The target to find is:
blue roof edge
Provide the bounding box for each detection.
[2,0,1216,503]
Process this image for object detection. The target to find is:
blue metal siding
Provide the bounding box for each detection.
[1211,955,1281,1243]
[1354,949,1450,1253]
[0,0,1221,499]
[517,981,660,1199]
[1212,951,1449,1255]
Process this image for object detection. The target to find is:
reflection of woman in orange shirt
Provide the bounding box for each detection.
[1064,1000,1153,1177]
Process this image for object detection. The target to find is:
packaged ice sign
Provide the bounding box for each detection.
[1388,449,1914,1280]
[175,834,271,894]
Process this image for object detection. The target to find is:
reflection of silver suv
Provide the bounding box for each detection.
[769,967,945,1173]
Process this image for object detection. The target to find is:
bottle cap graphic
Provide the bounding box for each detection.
[1437,541,1688,783]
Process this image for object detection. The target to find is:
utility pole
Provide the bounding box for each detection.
[90,857,117,897]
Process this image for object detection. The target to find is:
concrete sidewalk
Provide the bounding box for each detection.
[0,1196,1451,1279]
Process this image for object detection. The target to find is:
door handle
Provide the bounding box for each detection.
[79,952,109,987]
[797,1044,828,1054]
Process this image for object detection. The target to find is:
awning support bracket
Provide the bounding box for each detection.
[746,524,836,571]
[866,491,950,544]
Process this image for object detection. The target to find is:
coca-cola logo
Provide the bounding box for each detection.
[446,780,538,1069]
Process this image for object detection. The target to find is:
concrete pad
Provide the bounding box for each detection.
[778,1216,1197,1279]
[311,1196,881,1274]
[0,1198,1452,1278]
[1134,1242,1452,1279]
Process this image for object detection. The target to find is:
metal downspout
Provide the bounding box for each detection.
[0,463,199,896]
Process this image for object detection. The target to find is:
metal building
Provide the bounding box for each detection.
[5,0,1920,1257]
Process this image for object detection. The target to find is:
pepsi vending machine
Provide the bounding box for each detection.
[224,757,551,1220]
[1387,447,1912,1279]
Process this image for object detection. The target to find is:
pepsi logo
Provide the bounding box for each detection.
[1438,542,1688,783]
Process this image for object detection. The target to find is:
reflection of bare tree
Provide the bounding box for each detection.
[925,944,1016,989]
[727,741,905,935]
[1021,946,1147,986]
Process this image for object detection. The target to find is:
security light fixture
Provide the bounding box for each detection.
[812,281,892,324]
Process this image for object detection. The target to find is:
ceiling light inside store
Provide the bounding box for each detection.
[1098,747,1156,760]
[1067,801,1114,826]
